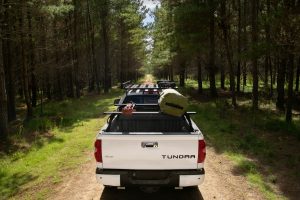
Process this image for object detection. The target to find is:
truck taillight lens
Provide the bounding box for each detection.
[198,140,206,163]
[94,140,102,162]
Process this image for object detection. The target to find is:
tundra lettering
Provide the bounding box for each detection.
[162,155,196,159]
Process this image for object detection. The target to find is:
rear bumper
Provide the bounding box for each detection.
[96,168,205,187]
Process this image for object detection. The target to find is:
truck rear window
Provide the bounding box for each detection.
[107,114,191,133]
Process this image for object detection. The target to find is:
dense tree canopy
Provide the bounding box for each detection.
[0,0,147,138]
[0,0,300,139]
[150,0,300,121]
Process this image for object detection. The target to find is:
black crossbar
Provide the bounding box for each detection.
[114,104,158,106]
[122,82,177,90]
[124,86,159,90]
[121,81,132,89]
[124,86,177,90]
[103,111,197,115]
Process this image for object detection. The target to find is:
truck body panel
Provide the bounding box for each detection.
[98,134,201,170]
[94,83,206,188]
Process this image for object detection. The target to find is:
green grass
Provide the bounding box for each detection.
[185,87,299,200]
[188,100,291,200]
[183,77,291,94]
[229,154,282,200]
[154,75,299,199]
[0,89,122,200]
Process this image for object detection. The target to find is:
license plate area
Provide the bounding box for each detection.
[131,171,169,180]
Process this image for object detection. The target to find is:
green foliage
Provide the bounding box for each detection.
[105,0,148,77]
[41,4,74,17]
[25,117,55,132]
[263,119,300,138]
[150,1,212,77]
[173,1,209,55]
[149,2,178,76]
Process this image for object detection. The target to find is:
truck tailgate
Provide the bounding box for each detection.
[99,134,199,170]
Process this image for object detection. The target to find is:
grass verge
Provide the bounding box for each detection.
[0,90,122,200]
[185,88,299,200]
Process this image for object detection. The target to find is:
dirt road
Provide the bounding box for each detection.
[50,146,265,200]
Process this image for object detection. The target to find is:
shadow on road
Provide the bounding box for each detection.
[100,186,204,200]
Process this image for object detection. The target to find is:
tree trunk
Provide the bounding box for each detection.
[54,40,63,99]
[270,58,274,97]
[273,57,278,94]
[55,66,62,100]
[237,0,242,93]
[73,0,80,98]
[295,56,300,92]
[242,64,247,91]
[101,0,111,93]
[0,28,8,140]
[91,24,100,93]
[251,0,259,110]
[86,0,99,93]
[208,0,217,97]
[265,0,271,96]
[27,10,37,107]
[276,57,286,110]
[242,0,248,92]
[85,6,94,93]
[119,20,125,83]
[67,71,74,98]
[66,15,74,98]
[179,59,185,87]
[45,73,52,100]
[2,0,16,121]
[169,65,174,81]
[220,0,237,107]
[285,0,296,122]
[50,18,63,100]
[40,89,43,116]
[16,46,24,100]
[220,54,225,90]
[197,57,202,94]
[286,53,294,122]
[19,2,33,118]
[264,56,269,93]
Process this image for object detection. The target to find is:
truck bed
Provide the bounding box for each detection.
[106,113,193,133]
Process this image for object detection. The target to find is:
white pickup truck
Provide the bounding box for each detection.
[94,83,206,190]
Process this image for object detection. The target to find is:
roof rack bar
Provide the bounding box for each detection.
[104,112,160,114]
[104,111,197,115]
[122,80,177,90]
[123,87,178,90]
[114,104,159,106]
[121,81,132,89]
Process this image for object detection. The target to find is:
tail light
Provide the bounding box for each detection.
[94,140,102,162]
[198,140,206,163]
